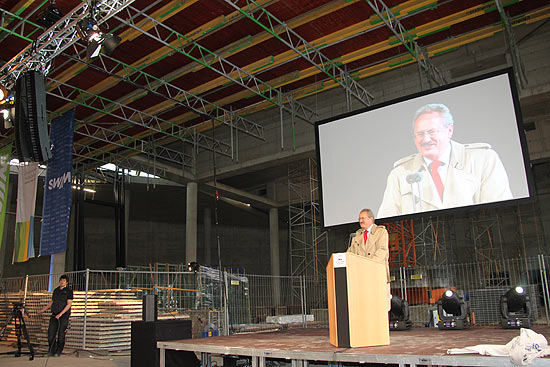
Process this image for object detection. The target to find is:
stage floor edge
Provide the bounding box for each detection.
[157,327,550,367]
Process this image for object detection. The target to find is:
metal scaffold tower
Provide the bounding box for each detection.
[288,158,329,281]
[386,219,417,268]
[470,210,506,264]
[414,217,448,266]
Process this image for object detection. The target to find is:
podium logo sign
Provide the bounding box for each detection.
[334,253,347,268]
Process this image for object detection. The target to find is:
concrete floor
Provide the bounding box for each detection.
[0,345,130,367]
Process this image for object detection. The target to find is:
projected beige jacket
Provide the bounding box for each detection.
[377,140,512,218]
[347,224,390,283]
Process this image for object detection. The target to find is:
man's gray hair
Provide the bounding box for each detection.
[413,103,454,128]
[360,208,374,219]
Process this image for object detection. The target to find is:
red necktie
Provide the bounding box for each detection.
[364,230,368,244]
[430,160,444,200]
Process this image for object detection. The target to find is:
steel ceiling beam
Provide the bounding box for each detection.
[73,142,168,179]
[46,78,232,157]
[221,0,375,107]
[494,0,528,89]
[114,5,317,124]
[73,120,193,169]
[0,6,46,43]
[364,0,446,87]
[61,50,265,140]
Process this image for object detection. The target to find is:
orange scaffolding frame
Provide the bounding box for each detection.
[386,219,417,268]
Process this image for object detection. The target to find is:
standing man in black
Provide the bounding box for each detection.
[38,274,73,356]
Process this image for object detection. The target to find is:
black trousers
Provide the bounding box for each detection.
[47,314,69,354]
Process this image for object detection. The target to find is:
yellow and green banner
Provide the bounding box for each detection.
[13,162,38,263]
[0,144,11,252]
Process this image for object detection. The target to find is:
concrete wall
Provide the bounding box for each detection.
[0,180,289,277]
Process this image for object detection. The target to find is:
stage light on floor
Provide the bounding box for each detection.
[437,289,469,330]
[187,261,200,273]
[389,295,412,330]
[501,286,533,329]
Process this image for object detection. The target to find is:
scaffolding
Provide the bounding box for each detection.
[413,217,448,266]
[386,219,417,268]
[288,158,329,307]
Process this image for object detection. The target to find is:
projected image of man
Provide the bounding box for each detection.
[347,209,391,310]
[378,103,512,218]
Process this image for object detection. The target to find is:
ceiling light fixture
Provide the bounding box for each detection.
[0,86,15,129]
[76,8,121,60]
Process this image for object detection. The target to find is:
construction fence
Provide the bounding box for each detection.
[0,255,549,352]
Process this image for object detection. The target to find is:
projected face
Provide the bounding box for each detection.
[359,211,374,230]
[413,111,453,161]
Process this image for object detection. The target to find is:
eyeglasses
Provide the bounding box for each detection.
[414,129,440,138]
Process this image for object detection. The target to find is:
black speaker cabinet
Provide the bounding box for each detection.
[14,70,51,162]
[131,319,198,367]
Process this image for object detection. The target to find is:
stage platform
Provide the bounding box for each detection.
[157,326,550,367]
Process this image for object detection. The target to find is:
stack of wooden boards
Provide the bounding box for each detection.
[0,289,191,352]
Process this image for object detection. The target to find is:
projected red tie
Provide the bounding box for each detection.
[430,160,444,200]
[364,230,368,244]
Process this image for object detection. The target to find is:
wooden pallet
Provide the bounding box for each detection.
[0,290,199,351]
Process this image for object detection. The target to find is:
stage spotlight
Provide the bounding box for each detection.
[187,262,200,273]
[1,108,15,129]
[102,34,122,55]
[77,18,121,60]
[0,85,7,102]
[389,295,412,330]
[437,289,469,330]
[0,88,15,129]
[501,286,533,329]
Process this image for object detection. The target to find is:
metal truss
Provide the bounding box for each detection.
[365,0,446,87]
[0,0,136,88]
[222,0,375,107]
[73,142,168,179]
[494,0,528,89]
[0,7,45,43]
[114,5,317,124]
[74,120,193,169]
[62,49,265,140]
[46,78,232,157]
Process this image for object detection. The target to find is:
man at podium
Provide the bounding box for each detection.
[347,208,391,310]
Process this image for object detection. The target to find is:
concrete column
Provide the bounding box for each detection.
[204,207,211,266]
[186,182,198,264]
[50,252,66,275]
[269,207,281,306]
[49,252,66,291]
[65,202,76,271]
[124,188,130,267]
[267,183,281,306]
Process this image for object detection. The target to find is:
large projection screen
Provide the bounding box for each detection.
[316,69,533,227]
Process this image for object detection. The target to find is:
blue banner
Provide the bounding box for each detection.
[40,110,74,256]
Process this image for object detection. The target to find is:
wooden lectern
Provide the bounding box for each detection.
[326,252,390,348]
